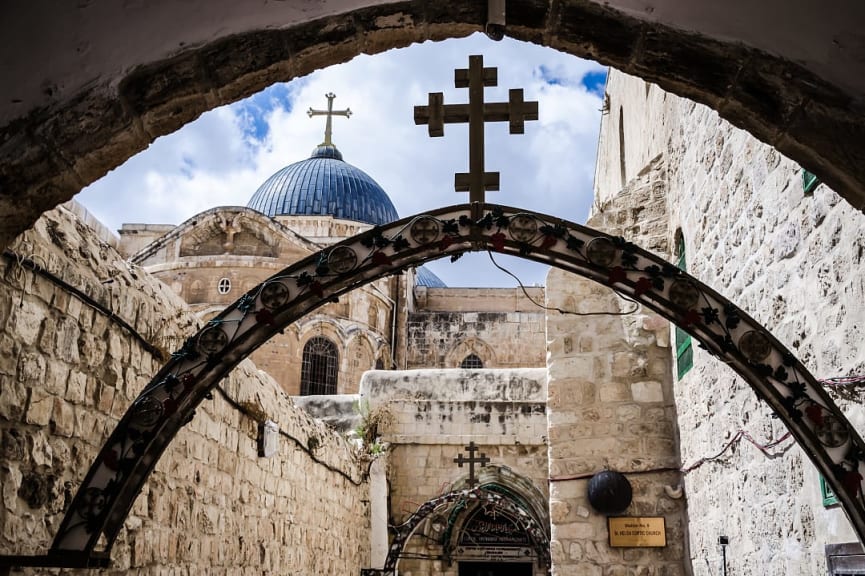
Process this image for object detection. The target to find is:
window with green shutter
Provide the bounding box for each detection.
[803,169,820,195]
[675,233,693,379]
[821,474,840,507]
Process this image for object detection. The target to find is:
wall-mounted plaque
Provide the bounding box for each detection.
[608,517,666,547]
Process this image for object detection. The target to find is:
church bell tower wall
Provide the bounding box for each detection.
[0,205,371,574]
[545,268,687,575]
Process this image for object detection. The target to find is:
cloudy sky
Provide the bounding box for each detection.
[76,33,606,287]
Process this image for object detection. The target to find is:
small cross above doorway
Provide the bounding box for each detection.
[454,441,490,487]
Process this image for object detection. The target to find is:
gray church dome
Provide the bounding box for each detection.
[247,144,399,225]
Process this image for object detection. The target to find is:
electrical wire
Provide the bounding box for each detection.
[486,250,640,316]
[820,375,865,386]
[3,250,166,359]
[213,384,368,486]
[549,429,795,483]
[679,430,794,474]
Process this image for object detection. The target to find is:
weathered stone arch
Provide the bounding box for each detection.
[33,203,865,566]
[2,2,865,249]
[295,314,350,344]
[374,342,395,370]
[386,485,551,573]
[345,333,377,394]
[445,464,550,531]
[446,336,497,369]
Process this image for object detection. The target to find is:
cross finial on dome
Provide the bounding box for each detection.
[307,93,352,146]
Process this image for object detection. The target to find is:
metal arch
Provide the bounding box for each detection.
[48,202,865,559]
[384,487,552,573]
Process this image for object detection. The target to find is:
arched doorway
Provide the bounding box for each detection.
[41,202,865,565]
[385,471,551,575]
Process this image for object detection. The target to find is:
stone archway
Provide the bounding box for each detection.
[2,1,865,249]
[446,337,497,369]
[385,485,552,574]
[26,202,865,567]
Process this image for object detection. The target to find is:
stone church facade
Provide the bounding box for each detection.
[116,139,547,398]
[1,69,864,576]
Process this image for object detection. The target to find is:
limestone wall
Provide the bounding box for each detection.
[123,205,398,396]
[406,288,546,369]
[0,205,370,574]
[361,369,550,575]
[545,269,687,576]
[596,70,865,574]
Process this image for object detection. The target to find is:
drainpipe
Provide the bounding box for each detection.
[392,276,400,369]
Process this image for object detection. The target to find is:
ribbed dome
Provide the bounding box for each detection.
[247,144,399,225]
[415,266,447,288]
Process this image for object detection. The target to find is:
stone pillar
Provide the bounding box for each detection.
[545,268,687,575]
[369,456,389,568]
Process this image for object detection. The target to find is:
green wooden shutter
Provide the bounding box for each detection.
[821,475,840,507]
[803,170,820,195]
[675,238,693,379]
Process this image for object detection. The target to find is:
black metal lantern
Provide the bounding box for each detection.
[587,470,633,514]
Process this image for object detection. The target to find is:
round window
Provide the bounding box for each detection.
[217,278,231,295]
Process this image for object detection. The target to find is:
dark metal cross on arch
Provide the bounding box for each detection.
[414,54,538,207]
[454,441,490,487]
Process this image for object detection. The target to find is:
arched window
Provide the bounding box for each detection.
[674,231,693,379]
[300,336,339,395]
[460,354,484,369]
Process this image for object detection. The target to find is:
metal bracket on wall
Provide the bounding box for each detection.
[486,0,505,40]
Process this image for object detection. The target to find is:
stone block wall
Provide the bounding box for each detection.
[596,70,865,574]
[545,268,687,576]
[361,369,550,575]
[406,288,546,370]
[0,205,370,574]
[664,99,865,574]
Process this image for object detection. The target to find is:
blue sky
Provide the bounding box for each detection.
[76,34,607,287]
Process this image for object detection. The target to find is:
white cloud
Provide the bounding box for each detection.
[76,33,606,288]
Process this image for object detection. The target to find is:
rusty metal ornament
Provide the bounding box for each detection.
[130,395,164,427]
[259,282,290,310]
[327,247,358,274]
[77,487,106,520]
[739,330,772,362]
[816,414,851,447]
[668,279,701,309]
[508,215,538,242]
[410,217,441,245]
[586,237,617,266]
[197,325,228,355]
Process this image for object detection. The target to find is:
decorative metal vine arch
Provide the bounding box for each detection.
[384,486,551,574]
[48,203,865,562]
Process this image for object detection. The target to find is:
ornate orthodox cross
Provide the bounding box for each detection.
[414,54,538,204]
[308,92,352,146]
[454,441,490,487]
